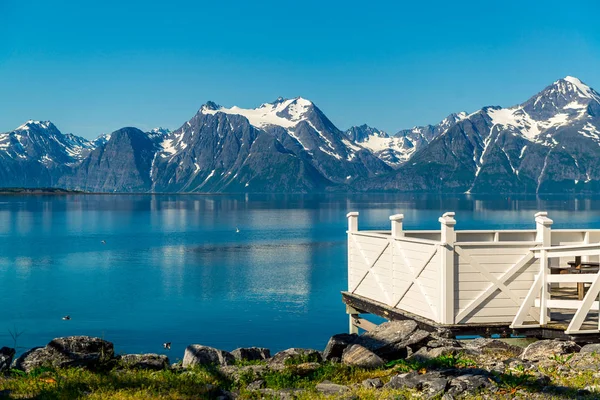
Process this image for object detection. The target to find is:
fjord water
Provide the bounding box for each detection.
[2,194,600,358]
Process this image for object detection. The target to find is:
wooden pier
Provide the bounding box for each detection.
[343,211,600,342]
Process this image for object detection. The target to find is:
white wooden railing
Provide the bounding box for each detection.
[347,211,600,334]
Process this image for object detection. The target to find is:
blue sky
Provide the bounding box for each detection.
[1,0,599,139]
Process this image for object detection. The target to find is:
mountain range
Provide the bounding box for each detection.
[2,76,599,193]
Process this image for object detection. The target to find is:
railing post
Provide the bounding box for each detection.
[439,212,456,324]
[346,212,360,334]
[390,214,404,238]
[347,212,359,233]
[535,212,553,325]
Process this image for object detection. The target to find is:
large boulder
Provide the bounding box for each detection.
[323,333,357,361]
[231,347,270,362]
[45,336,114,368]
[119,354,170,370]
[341,344,385,369]
[183,345,234,368]
[267,348,322,370]
[521,340,580,361]
[0,347,15,373]
[12,336,114,372]
[356,320,430,360]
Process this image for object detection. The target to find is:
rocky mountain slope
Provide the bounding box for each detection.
[358,76,600,193]
[1,76,599,193]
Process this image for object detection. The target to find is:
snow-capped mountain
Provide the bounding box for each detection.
[345,113,468,167]
[0,120,94,165]
[360,76,600,193]
[150,97,389,192]
[1,76,599,193]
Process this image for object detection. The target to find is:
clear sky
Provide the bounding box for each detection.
[1,0,599,139]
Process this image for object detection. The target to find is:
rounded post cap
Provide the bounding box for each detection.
[389,214,404,221]
[535,211,553,225]
[439,211,457,226]
[346,211,359,218]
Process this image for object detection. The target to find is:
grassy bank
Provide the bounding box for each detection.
[3,350,600,399]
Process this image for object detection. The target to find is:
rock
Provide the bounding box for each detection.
[292,362,320,376]
[356,320,430,360]
[315,381,350,395]
[12,337,114,372]
[386,371,448,397]
[362,378,383,388]
[45,336,114,369]
[341,344,385,368]
[0,347,15,372]
[427,337,461,348]
[408,346,477,363]
[231,347,270,361]
[183,345,235,368]
[580,343,600,354]
[267,348,322,370]
[119,354,170,370]
[447,374,492,396]
[323,333,357,361]
[521,340,581,361]
[257,388,304,400]
[462,338,523,356]
[247,379,266,390]
[11,347,47,372]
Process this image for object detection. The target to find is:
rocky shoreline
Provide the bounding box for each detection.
[2,320,600,399]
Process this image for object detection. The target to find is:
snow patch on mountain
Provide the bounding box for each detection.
[201,97,313,129]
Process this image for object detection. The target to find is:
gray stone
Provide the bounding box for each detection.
[0,347,15,372]
[521,340,581,361]
[341,344,385,369]
[231,347,270,361]
[183,345,235,368]
[246,379,266,390]
[385,371,448,396]
[267,348,322,370]
[12,336,113,372]
[293,362,321,376]
[257,388,304,400]
[408,346,478,363]
[427,338,461,348]
[11,347,47,372]
[362,377,383,388]
[580,343,600,354]
[356,320,431,360]
[120,354,170,370]
[315,381,350,395]
[462,338,523,356]
[44,336,114,369]
[323,333,357,361]
[447,374,492,396]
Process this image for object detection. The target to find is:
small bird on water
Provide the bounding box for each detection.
[163,342,171,350]
[62,315,71,321]
[101,240,106,245]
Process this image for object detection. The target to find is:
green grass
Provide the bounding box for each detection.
[3,352,600,399]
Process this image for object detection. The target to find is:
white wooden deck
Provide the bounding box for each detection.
[345,211,600,337]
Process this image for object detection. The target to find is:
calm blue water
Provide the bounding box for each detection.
[1,193,600,360]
